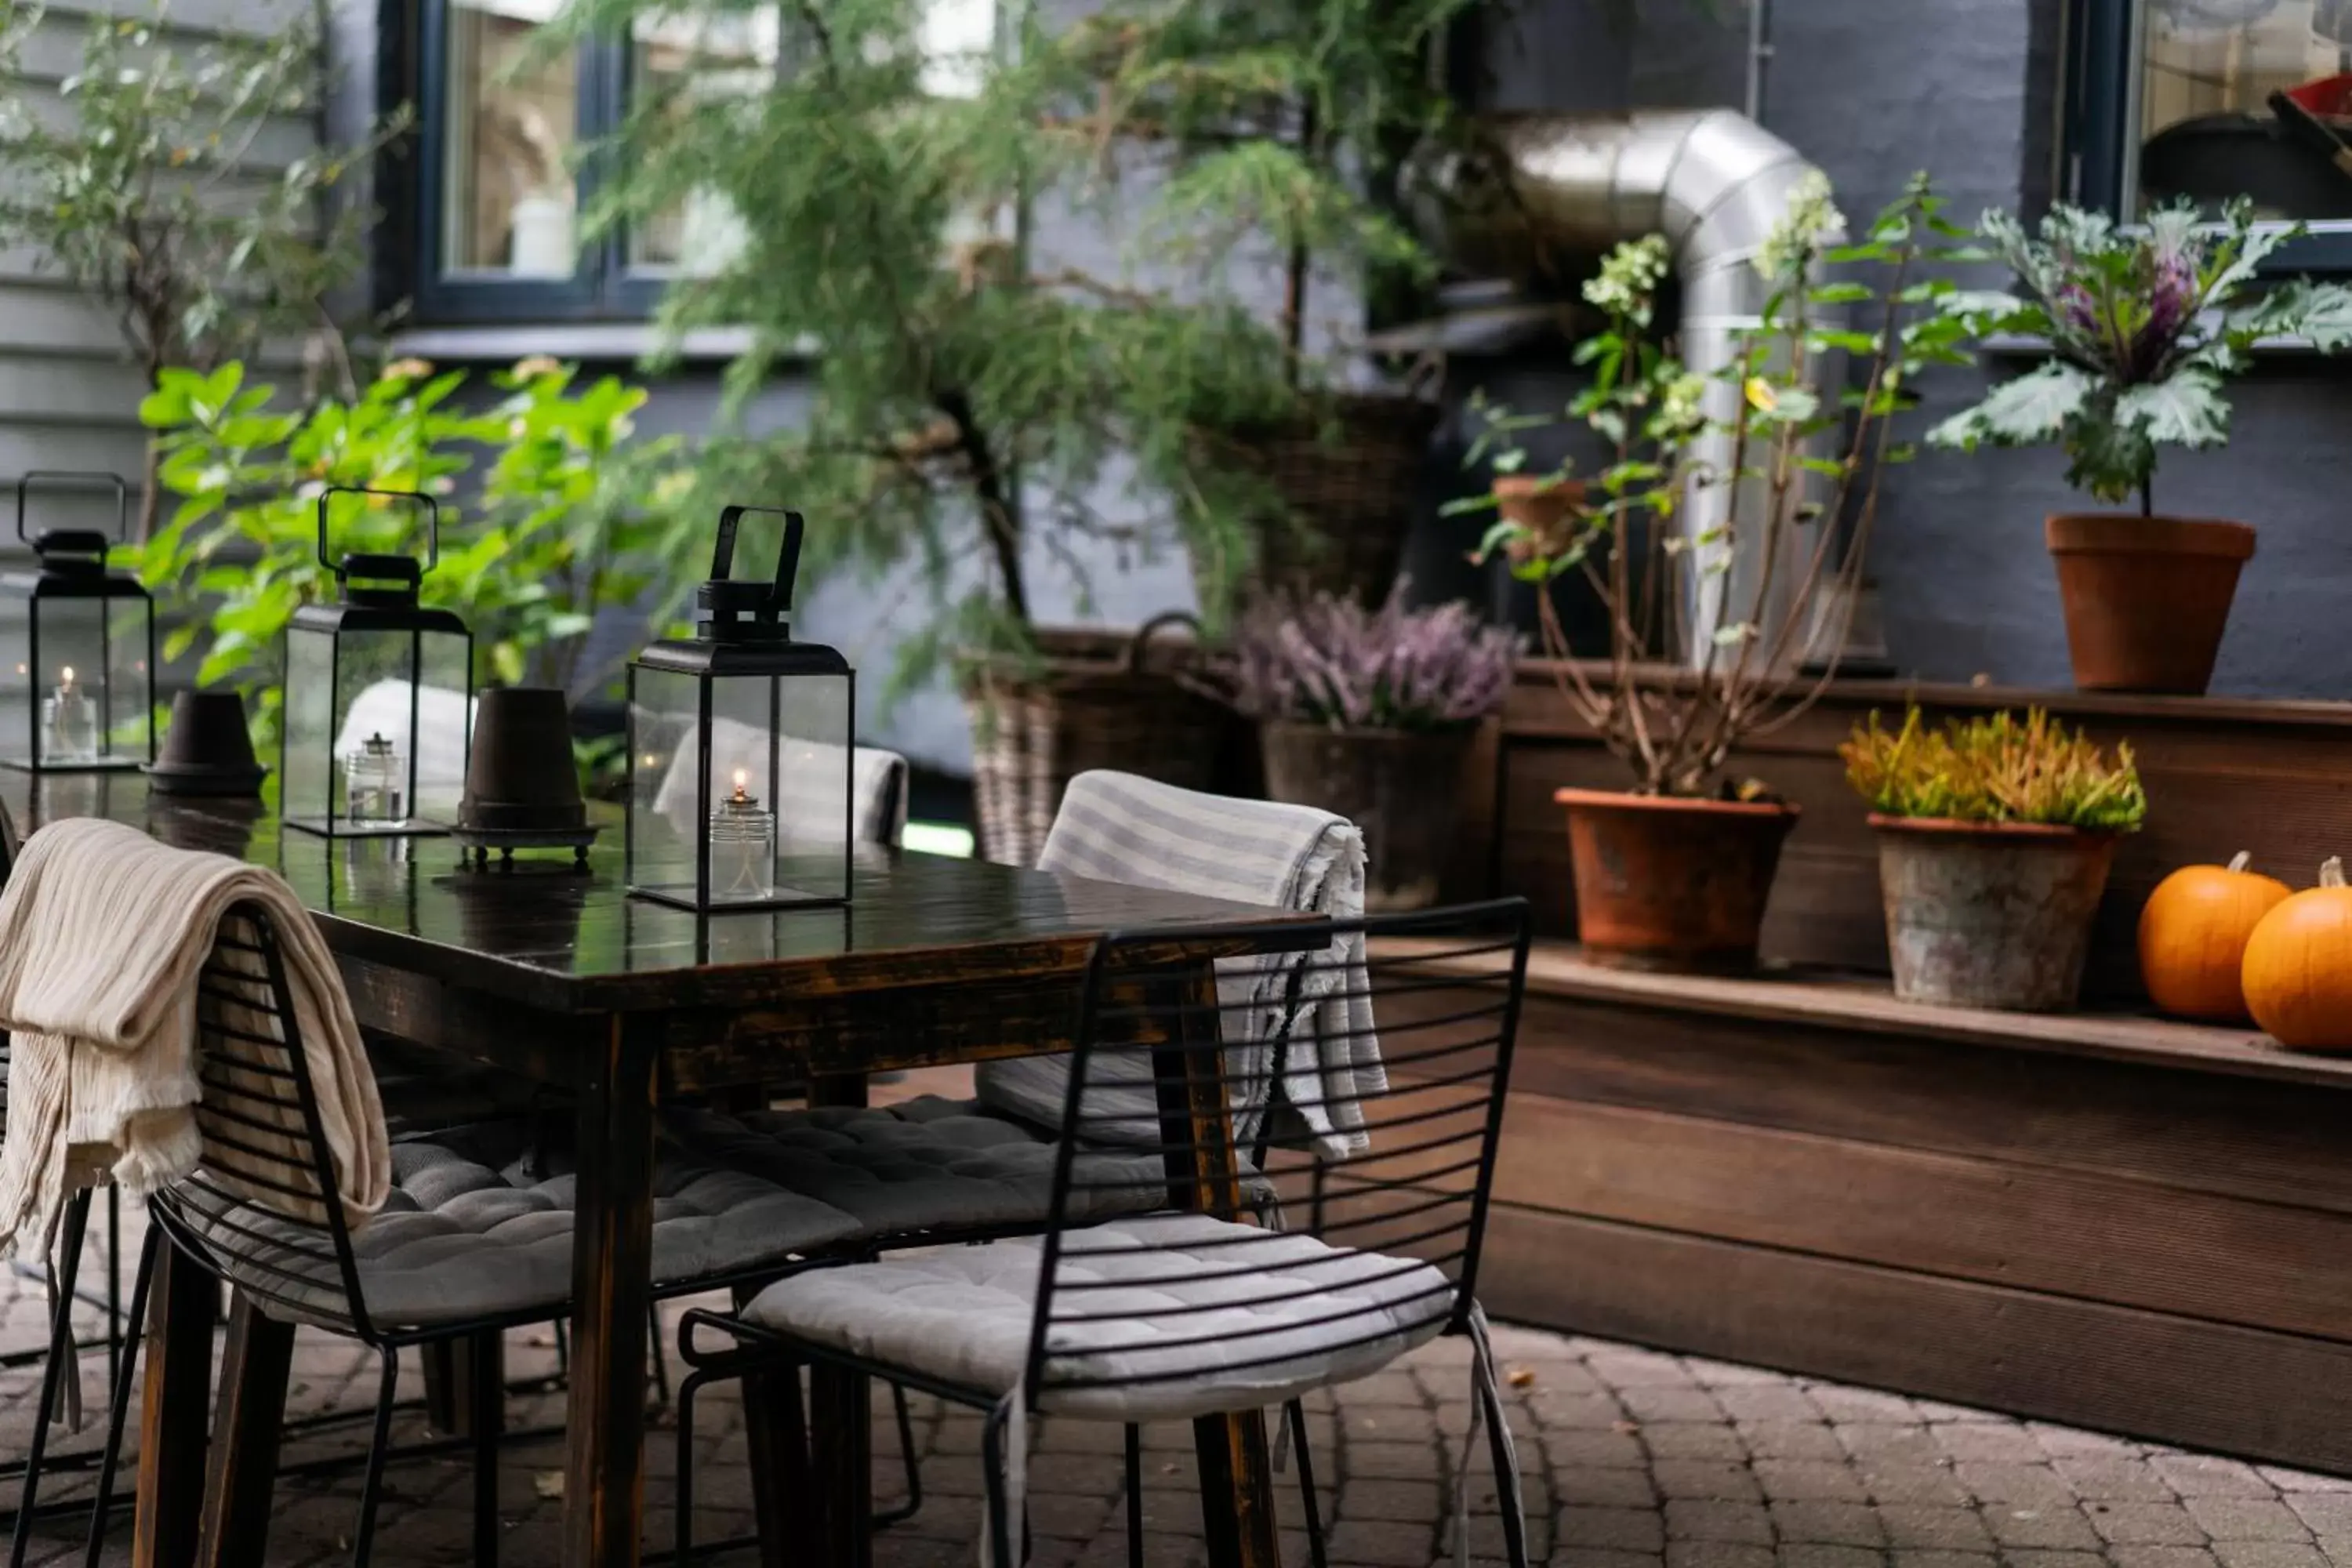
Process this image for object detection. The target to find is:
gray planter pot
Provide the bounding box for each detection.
[1260,722,1475,912]
[1870,815,2122,1012]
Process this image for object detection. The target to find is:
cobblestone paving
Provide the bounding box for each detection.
[2,1218,2347,1568]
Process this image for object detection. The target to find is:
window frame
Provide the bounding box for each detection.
[399,0,676,325]
[2066,0,2352,272]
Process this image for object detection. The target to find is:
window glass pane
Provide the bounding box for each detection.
[443,0,580,278]
[919,0,995,99]
[627,11,779,274]
[2135,0,2352,222]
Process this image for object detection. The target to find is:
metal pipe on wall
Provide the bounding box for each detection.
[1427,109,1838,667]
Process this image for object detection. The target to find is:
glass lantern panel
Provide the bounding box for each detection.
[773,670,854,905]
[412,627,473,825]
[305,626,474,834]
[282,624,339,829]
[26,597,145,769]
[627,665,706,904]
[0,592,28,768]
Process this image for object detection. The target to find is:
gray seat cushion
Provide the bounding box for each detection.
[669,1099,1273,1243]
[186,1138,863,1330]
[741,1213,1453,1421]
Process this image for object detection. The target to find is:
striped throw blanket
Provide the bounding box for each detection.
[0,818,390,1261]
[975,771,1383,1160]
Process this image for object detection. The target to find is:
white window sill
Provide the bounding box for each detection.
[386,323,797,365]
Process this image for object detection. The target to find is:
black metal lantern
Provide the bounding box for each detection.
[0,472,156,774]
[281,486,474,839]
[626,506,855,912]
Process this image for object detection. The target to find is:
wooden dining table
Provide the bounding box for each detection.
[0,771,1310,1568]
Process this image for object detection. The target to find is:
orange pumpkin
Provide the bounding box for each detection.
[2137,851,2291,1022]
[2241,856,2352,1051]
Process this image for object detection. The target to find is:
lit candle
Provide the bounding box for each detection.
[42,664,95,764]
[730,768,752,806]
[710,766,775,900]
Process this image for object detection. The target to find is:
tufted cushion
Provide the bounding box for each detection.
[184,1138,863,1330]
[669,1101,1274,1242]
[742,1213,1453,1421]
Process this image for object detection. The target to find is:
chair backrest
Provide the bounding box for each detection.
[147,900,376,1337]
[976,771,1361,1141]
[1018,898,1530,1406]
[0,798,18,1130]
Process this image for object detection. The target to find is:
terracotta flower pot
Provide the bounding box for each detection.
[1261,722,1475,912]
[1870,815,2120,1012]
[2045,513,2256,695]
[1492,474,1587,566]
[1553,787,1800,971]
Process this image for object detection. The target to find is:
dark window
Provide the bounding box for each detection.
[2067,0,2352,267]
[405,2,775,323]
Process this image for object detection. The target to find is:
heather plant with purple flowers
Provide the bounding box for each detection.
[1209,586,1520,732]
[1930,200,2352,513]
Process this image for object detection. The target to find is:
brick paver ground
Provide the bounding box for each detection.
[2,1212,2347,1568]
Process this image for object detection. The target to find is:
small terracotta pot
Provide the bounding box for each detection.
[1554,787,1800,971]
[1870,815,2120,1012]
[1493,474,1588,566]
[2045,513,2255,695]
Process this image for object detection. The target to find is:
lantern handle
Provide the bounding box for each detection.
[15,471,129,547]
[713,505,805,614]
[318,485,440,578]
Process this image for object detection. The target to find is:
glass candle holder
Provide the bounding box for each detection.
[39,666,96,765]
[343,731,407,824]
[709,771,777,902]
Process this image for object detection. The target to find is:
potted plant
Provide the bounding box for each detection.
[1064,0,1472,607]
[1929,201,2352,695]
[1842,706,2147,1012]
[1464,173,1974,971]
[1200,585,1518,910]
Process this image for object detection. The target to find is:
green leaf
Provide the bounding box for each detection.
[1926,361,2094,451]
[2114,369,2229,448]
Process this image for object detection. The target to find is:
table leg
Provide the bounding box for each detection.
[731,1283,796,1568]
[563,1014,661,1568]
[808,1365,873,1568]
[1146,964,1282,1568]
[196,1293,295,1568]
[133,1240,220,1568]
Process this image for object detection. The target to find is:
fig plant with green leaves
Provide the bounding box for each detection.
[1456,172,1976,798]
[1928,200,2352,514]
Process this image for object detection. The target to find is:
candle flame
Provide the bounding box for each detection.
[59,666,73,684]
[732,768,748,789]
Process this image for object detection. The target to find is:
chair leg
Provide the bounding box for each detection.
[350,1347,401,1568]
[468,1331,502,1568]
[674,1365,703,1568]
[647,1304,672,1407]
[980,1400,1017,1568]
[9,1189,92,1568]
[1286,1401,1327,1568]
[871,1380,923,1529]
[1477,1374,1530,1568]
[1124,1425,1144,1568]
[103,1186,121,1399]
[82,1223,158,1568]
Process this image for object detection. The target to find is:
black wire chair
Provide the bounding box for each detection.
[673,897,1534,1568]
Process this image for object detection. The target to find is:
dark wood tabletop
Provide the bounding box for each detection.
[0,772,1313,1014]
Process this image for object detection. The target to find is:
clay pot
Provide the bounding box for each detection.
[1492,474,1588,567]
[146,688,265,797]
[1870,815,2120,1012]
[1261,723,1476,912]
[1553,787,1800,971]
[459,687,586,833]
[2045,514,2255,695]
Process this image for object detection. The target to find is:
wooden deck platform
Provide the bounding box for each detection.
[1443,672,2352,1473]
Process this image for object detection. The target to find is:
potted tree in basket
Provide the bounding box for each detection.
[1465,173,1975,971]
[1201,584,1519,911]
[1842,706,2147,1012]
[1930,200,2352,695]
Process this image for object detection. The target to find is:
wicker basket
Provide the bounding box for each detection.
[1196,391,1441,607]
[964,614,1235,866]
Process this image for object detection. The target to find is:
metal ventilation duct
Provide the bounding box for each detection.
[1428,110,1839,668]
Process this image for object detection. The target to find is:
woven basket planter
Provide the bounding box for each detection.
[963,615,1236,866]
[1192,391,1439,607]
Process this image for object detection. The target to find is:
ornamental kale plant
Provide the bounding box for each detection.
[1929,200,2352,514]
[1208,586,1519,732]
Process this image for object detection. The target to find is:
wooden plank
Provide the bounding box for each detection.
[1491,1094,2352,1342]
[196,1293,296,1568]
[1479,1204,2352,1475]
[1504,992,2352,1216]
[134,1240,220,1568]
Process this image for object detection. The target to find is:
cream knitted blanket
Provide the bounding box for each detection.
[0,818,390,1261]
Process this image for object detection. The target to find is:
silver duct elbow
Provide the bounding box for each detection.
[1429,111,1838,668]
